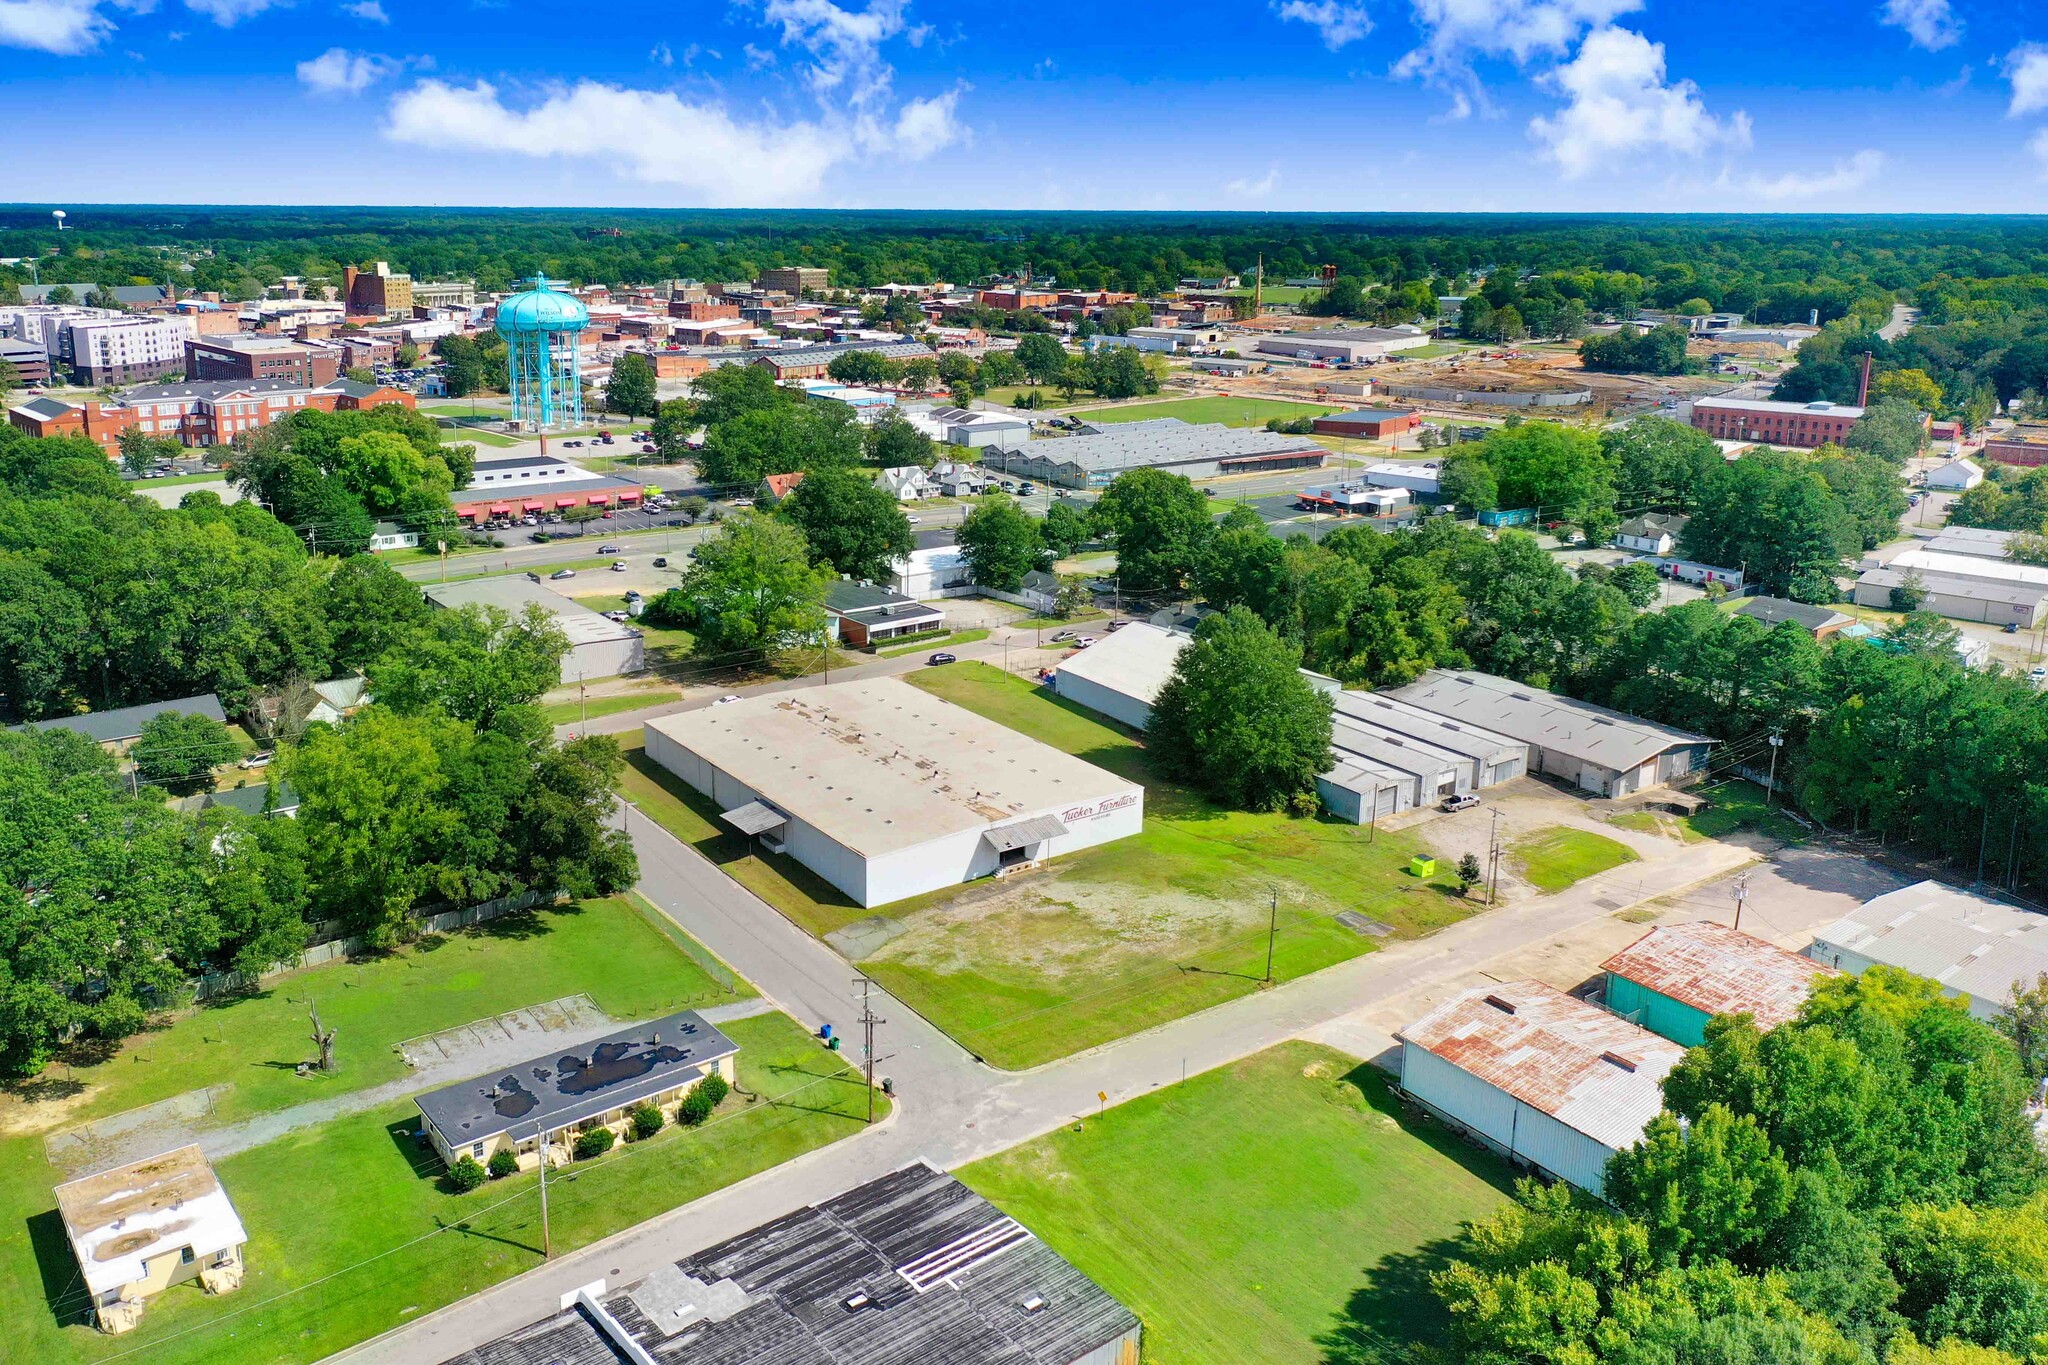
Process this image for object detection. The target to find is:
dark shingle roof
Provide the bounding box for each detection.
[415,1009,738,1146]
[1728,595,1848,633]
[824,581,929,617]
[204,780,299,817]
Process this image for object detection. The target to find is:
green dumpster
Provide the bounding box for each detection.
[1408,856,1437,879]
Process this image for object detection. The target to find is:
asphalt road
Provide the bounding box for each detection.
[325,754,1799,1364]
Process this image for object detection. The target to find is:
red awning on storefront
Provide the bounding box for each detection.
[554,496,581,508]
[616,490,641,503]
[587,493,611,506]
[489,504,513,515]
[523,499,547,510]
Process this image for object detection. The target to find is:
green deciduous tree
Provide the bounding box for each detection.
[604,352,658,418]
[1846,397,1930,466]
[672,512,829,654]
[369,602,568,731]
[1147,606,1334,812]
[778,466,914,583]
[1015,333,1068,386]
[863,411,937,469]
[132,710,240,795]
[697,402,863,488]
[1091,467,1214,594]
[955,494,1044,592]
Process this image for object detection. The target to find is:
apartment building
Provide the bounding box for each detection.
[63,315,194,384]
[342,262,413,317]
[187,334,342,386]
[8,374,410,455]
[757,265,830,294]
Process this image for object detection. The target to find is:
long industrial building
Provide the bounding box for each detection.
[643,678,1143,907]
[979,417,1328,489]
[1853,544,2048,628]
[1386,670,1714,798]
[1808,879,2048,1020]
[1399,980,1685,1195]
[438,1162,1143,1365]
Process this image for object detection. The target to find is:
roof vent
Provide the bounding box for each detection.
[1021,1295,1047,1313]
[1601,1050,1638,1072]
[1483,994,1517,1014]
[844,1291,872,1312]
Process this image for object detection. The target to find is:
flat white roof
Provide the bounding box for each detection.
[424,576,639,649]
[55,1145,246,1298]
[645,677,1140,858]
[1694,396,1866,418]
[1887,547,2048,589]
[1052,623,1188,709]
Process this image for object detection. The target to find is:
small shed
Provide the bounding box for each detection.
[1601,921,1837,1046]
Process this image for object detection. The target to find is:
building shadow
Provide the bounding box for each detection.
[385,1117,446,1182]
[26,1208,93,1328]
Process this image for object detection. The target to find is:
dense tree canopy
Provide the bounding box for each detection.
[1147,606,1334,812]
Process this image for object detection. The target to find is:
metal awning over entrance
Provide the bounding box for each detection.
[982,813,1068,853]
[722,801,787,837]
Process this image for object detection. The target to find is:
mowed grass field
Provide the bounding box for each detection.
[1073,396,1340,428]
[0,898,817,1365]
[961,1042,1514,1365]
[1509,825,1639,893]
[616,667,1471,1068]
[19,1013,877,1365]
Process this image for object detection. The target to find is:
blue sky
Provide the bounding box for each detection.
[6,0,2048,211]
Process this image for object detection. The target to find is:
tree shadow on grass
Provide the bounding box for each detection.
[463,910,557,943]
[26,1208,93,1328]
[1316,1239,1466,1365]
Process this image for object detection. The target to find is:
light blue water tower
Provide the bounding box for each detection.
[494,274,589,429]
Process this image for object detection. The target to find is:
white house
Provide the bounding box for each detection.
[878,465,938,501]
[1614,513,1689,556]
[1924,456,1984,492]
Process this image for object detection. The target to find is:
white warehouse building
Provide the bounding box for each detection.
[1808,879,2048,1021]
[1398,979,1685,1196]
[643,678,1143,908]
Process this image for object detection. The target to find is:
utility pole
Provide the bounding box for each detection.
[1764,730,1784,808]
[1263,887,1278,985]
[854,976,885,1125]
[1731,871,1749,931]
[1977,804,1991,886]
[1486,808,1503,906]
[537,1123,552,1259]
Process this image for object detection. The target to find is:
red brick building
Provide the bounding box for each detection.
[1313,408,1420,439]
[7,376,395,456]
[669,299,740,321]
[976,289,1058,311]
[1983,431,2048,467]
[187,335,341,387]
[1689,397,1864,448]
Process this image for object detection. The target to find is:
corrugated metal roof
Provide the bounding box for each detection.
[1388,670,1713,774]
[983,813,1068,852]
[1602,921,1836,1029]
[1810,879,2048,1009]
[1399,980,1684,1151]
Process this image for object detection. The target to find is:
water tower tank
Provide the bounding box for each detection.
[494,276,589,338]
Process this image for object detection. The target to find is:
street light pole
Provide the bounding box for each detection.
[1764,731,1784,808]
[1263,887,1279,985]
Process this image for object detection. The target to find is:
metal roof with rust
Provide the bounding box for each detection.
[1398,980,1684,1151]
[1601,921,1836,1030]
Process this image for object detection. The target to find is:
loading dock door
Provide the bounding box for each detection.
[1375,786,1399,818]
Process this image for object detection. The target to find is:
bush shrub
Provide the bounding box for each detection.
[487,1149,519,1180]
[678,1087,716,1128]
[699,1072,731,1107]
[1286,790,1321,819]
[446,1155,486,1193]
[630,1103,664,1141]
[574,1127,616,1160]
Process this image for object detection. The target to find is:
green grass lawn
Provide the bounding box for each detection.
[1008,609,1108,631]
[878,627,990,658]
[127,471,225,490]
[1073,396,1338,428]
[541,689,681,725]
[961,1042,1513,1365]
[1681,778,1809,844]
[1509,826,1639,893]
[0,896,766,1364]
[15,1012,878,1365]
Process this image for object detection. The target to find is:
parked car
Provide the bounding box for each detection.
[598,544,622,554]
[1441,793,1481,813]
[239,751,275,770]
[602,610,629,622]
[652,556,668,568]
[927,652,957,665]
[1106,620,1127,631]
[2006,622,2021,634]
[2031,666,2047,689]
[1051,629,1076,642]
[624,589,642,600]
[610,560,628,572]
[730,497,754,508]
[551,568,576,580]
[1074,636,1098,647]
[715,694,741,705]
[906,515,921,524]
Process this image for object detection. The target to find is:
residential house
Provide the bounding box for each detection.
[824,580,946,646]
[1615,513,1690,556]
[55,1146,247,1335]
[878,464,938,500]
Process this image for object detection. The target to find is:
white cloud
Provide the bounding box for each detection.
[743,41,776,68]
[1275,0,1371,50]
[1227,164,1282,198]
[344,0,386,21]
[2031,128,2048,177]
[184,0,289,22]
[1529,26,1749,178]
[1740,148,1885,201]
[2008,44,2048,116]
[1394,0,1644,115]
[383,78,960,203]
[297,45,402,94]
[651,40,672,66]
[0,0,113,52]
[1880,0,1960,51]
[760,0,906,103]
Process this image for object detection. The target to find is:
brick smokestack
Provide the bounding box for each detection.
[1857,352,1873,407]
